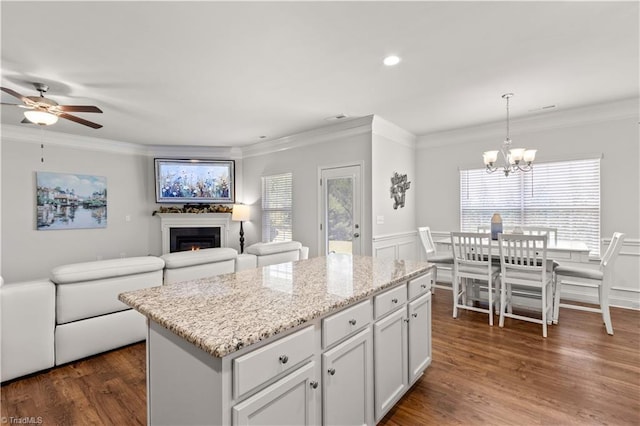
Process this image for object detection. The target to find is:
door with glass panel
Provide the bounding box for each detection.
[320,165,362,255]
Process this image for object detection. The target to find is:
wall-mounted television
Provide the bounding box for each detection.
[155,158,235,204]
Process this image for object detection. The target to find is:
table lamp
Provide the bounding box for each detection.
[232,204,250,253]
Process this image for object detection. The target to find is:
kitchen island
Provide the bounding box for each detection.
[119,254,434,425]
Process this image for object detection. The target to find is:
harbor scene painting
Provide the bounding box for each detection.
[36,172,107,230]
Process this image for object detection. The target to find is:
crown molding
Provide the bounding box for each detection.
[372,115,416,148]
[240,115,374,159]
[1,124,148,156]
[416,97,639,149]
[147,144,243,160]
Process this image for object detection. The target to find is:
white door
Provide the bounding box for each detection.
[408,293,432,384]
[320,165,362,256]
[373,308,408,422]
[322,328,373,426]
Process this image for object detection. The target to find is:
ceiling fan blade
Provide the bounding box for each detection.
[59,113,103,129]
[57,105,103,113]
[1,102,31,108]
[1,87,30,104]
[21,118,35,124]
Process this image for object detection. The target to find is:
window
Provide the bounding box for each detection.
[262,172,293,242]
[460,158,601,256]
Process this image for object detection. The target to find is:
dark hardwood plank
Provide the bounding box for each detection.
[2,288,639,425]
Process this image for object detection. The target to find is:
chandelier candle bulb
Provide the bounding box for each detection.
[509,148,526,163]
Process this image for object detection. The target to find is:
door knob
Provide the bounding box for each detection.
[310,381,319,389]
[353,233,360,238]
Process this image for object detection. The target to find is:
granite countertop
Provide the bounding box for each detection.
[119,254,432,358]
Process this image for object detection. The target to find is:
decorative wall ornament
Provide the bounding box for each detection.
[390,172,411,210]
[36,172,107,230]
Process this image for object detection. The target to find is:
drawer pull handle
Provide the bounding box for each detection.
[279,355,289,364]
[310,381,319,389]
[412,313,418,318]
[421,284,427,289]
[348,319,357,326]
[404,318,410,323]
[328,368,336,376]
[392,298,398,304]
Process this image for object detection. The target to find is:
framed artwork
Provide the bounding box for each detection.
[36,172,107,230]
[154,158,235,204]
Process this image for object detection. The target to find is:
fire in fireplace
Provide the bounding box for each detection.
[169,227,221,253]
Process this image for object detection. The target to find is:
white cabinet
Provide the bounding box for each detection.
[322,327,373,426]
[373,281,433,422]
[232,361,319,426]
[373,306,409,422]
[408,293,432,384]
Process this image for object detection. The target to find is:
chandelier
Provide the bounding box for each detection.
[483,93,536,176]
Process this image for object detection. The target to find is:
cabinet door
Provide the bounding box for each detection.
[322,328,373,426]
[408,293,432,384]
[373,307,408,422]
[232,361,319,426]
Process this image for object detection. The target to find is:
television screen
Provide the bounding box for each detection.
[155,158,235,204]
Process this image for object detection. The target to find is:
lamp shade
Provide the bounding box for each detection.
[24,110,58,125]
[232,204,250,222]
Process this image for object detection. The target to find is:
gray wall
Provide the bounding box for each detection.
[242,127,373,257]
[1,135,157,282]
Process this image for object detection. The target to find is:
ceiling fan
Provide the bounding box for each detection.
[1,82,103,129]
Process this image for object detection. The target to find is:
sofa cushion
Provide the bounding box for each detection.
[55,309,147,365]
[161,247,238,269]
[51,256,165,284]
[56,269,164,324]
[246,241,302,256]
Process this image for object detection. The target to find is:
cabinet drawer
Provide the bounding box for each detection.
[233,326,315,399]
[322,300,371,349]
[374,284,407,320]
[408,272,432,300]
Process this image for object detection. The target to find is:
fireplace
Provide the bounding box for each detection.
[156,213,231,254]
[170,227,221,252]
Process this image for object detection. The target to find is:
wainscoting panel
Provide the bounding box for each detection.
[372,231,419,262]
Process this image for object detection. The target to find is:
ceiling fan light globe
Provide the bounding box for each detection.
[24,110,58,125]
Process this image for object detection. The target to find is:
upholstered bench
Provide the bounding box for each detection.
[161,247,239,285]
[50,256,165,365]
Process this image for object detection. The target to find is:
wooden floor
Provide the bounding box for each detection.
[2,288,639,425]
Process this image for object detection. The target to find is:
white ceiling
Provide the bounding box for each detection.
[1,1,638,147]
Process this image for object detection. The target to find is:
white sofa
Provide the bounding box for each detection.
[1,241,309,382]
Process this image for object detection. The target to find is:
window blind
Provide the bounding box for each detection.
[262,172,293,242]
[460,158,600,256]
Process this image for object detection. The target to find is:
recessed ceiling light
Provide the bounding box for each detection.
[383,55,401,66]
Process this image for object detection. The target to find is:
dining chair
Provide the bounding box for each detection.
[450,232,500,325]
[418,227,453,289]
[553,232,625,335]
[498,234,553,337]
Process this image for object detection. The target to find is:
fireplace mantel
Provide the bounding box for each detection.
[156,213,231,254]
